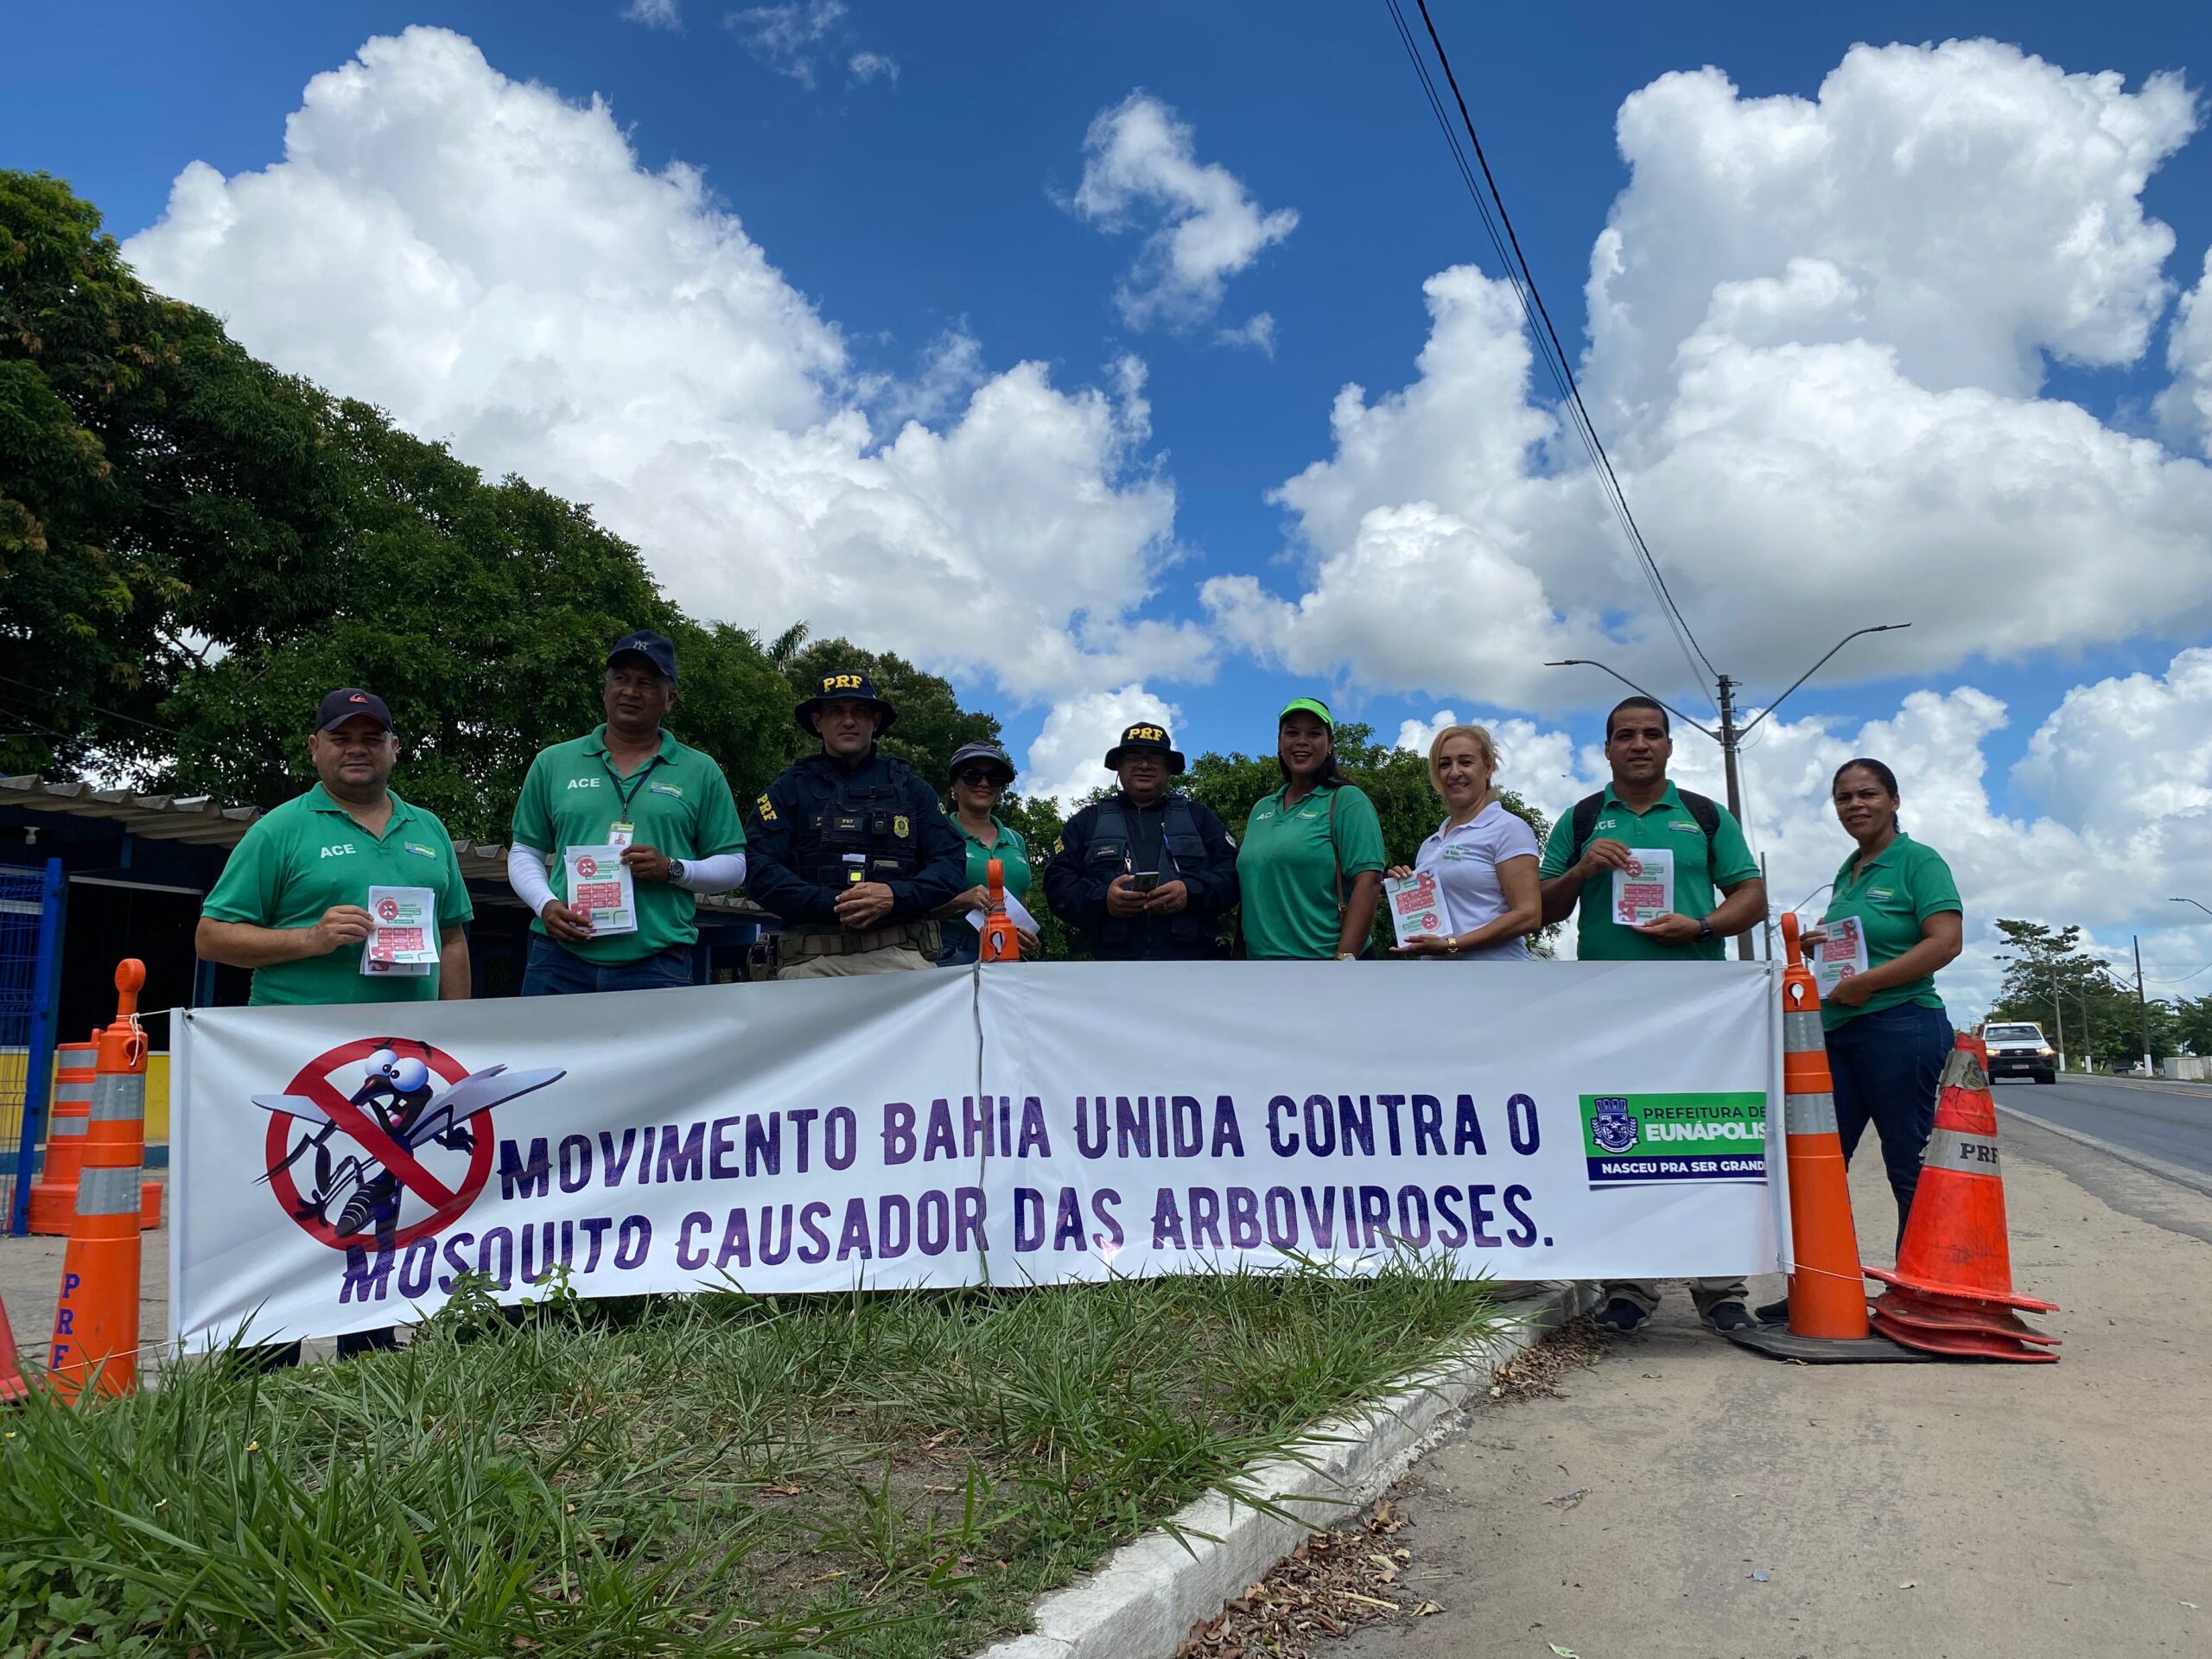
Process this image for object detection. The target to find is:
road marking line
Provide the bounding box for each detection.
[1995,1104,2212,1201]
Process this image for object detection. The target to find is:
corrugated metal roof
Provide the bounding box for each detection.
[0,773,768,917]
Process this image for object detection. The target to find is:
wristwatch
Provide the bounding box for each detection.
[668,858,687,886]
[1694,917,1713,944]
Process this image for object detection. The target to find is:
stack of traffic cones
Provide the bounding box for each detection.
[47,960,153,1401]
[1866,1033,2059,1362]
[27,1034,99,1234]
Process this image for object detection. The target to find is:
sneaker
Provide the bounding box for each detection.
[1753,1297,1790,1325]
[1593,1296,1650,1333]
[1703,1300,1756,1333]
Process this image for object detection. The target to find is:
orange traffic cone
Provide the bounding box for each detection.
[1866,1034,2058,1363]
[1,1291,27,1405]
[1727,914,1928,1363]
[980,856,1020,963]
[28,1034,99,1235]
[47,961,151,1401]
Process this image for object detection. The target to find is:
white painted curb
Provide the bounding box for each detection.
[974,1281,1589,1659]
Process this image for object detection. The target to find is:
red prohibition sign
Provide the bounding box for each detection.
[264,1037,494,1251]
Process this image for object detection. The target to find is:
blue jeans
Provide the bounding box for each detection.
[521,935,694,996]
[1824,1000,1952,1245]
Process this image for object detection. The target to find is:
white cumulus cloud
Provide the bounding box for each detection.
[124,27,1199,704]
[622,0,680,29]
[1025,684,1182,810]
[1207,40,2212,711]
[1071,91,1298,336]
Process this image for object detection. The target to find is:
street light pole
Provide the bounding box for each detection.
[2049,965,2068,1074]
[2173,896,2212,919]
[1548,623,1911,964]
[2134,934,2156,1077]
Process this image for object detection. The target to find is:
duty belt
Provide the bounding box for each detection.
[785,920,941,958]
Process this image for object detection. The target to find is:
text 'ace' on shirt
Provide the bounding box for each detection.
[511,724,745,961]
[202,784,474,1006]
[1537,781,1758,963]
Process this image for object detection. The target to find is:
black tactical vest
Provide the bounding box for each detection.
[1088,794,1210,946]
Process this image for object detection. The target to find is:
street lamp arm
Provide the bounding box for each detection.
[1735,623,1912,741]
[1543,660,1719,741]
[2172,896,2212,918]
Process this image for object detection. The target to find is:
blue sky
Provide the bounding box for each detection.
[10,2,2212,1006]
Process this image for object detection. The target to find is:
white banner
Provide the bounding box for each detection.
[171,963,1784,1350]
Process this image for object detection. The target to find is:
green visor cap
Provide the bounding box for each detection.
[1278,696,1335,728]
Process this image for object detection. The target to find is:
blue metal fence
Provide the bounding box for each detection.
[1,859,67,1236]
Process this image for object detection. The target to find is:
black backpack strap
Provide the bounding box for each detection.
[1567,793,1604,868]
[1676,791,1722,873]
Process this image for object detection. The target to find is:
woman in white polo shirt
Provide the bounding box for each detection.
[1387,724,1542,960]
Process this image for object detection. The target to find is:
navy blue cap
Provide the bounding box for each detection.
[607,629,678,683]
[315,689,393,733]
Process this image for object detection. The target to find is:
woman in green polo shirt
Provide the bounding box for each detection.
[935,742,1035,966]
[1237,698,1386,959]
[1812,756,1963,1246]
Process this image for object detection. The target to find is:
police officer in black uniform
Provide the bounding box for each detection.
[747,671,966,977]
[1043,722,1239,960]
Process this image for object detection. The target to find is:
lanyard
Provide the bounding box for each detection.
[600,750,665,812]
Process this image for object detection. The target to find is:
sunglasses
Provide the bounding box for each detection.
[957,768,1010,787]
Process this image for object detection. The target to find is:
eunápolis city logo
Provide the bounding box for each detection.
[1579,1092,1768,1188]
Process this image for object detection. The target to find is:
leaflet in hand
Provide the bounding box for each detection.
[964,891,1041,936]
[564,844,639,936]
[1814,913,1870,997]
[361,885,437,978]
[1612,847,1675,926]
[1385,870,1455,946]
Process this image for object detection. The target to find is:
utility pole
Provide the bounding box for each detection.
[1549,624,1911,965]
[2049,965,2067,1074]
[2134,935,2155,1077]
[1758,853,1772,960]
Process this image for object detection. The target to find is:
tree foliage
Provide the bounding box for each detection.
[1985,917,2181,1067]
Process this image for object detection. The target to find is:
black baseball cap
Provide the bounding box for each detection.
[607,629,678,683]
[1103,721,1185,774]
[315,689,393,733]
[794,670,899,736]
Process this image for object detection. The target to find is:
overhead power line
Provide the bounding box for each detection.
[1382,0,1718,708]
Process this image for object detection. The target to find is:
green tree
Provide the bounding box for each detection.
[2171,994,2212,1058]
[158,407,792,841]
[1,170,347,774]
[1986,918,2186,1070]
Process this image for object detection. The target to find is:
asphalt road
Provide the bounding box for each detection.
[1992,1076,2212,1179]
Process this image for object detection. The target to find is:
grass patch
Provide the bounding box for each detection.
[1,1262,1505,1657]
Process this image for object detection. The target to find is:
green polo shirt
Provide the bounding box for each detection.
[202,784,474,1007]
[1818,831,1961,1029]
[957,816,1033,904]
[511,725,745,962]
[1539,781,1759,963]
[1237,783,1388,960]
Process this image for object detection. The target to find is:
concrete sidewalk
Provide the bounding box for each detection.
[1342,1118,2209,1658]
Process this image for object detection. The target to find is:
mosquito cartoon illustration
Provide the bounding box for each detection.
[256,1046,564,1239]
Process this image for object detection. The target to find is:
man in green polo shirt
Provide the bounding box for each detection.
[1538,695,1767,1337]
[507,630,747,995]
[198,688,474,1007]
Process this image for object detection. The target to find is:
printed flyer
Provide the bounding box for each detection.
[1814,914,1870,997]
[362,885,436,978]
[1386,871,1455,945]
[564,844,638,935]
[1612,847,1674,925]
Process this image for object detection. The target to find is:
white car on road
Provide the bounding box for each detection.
[1984,1021,2057,1085]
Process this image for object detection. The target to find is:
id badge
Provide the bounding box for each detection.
[608,820,635,849]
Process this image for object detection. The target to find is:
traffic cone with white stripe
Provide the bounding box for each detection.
[980,856,1020,963]
[1727,914,1929,1362]
[27,1035,99,1234]
[47,961,151,1401]
[1866,1034,2058,1362]
[1774,913,1870,1338]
